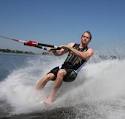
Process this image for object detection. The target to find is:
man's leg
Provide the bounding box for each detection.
[44,69,67,104]
[35,73,55,90]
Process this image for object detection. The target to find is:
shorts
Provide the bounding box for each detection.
[48,66,77,82]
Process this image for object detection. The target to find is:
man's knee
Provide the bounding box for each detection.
[35,73,55,89]
[57,69,67,77]
[45,73,55,81]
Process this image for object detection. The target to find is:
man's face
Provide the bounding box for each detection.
[81,32,91,45]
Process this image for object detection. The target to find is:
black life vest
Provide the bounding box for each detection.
[62,43,88,70]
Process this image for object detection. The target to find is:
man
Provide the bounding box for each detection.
[35,31,94,105]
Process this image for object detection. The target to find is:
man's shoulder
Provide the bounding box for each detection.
[87,48,94,56]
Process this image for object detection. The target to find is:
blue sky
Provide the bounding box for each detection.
[0,0,125,53]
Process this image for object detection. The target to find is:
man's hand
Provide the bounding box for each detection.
[60,45,71,52]
[48,46,69,56]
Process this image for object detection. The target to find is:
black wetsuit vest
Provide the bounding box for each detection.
[62,43,88,70]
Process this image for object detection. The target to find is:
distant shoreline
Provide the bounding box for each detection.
[0,48,50,56]
[0,48,35,54]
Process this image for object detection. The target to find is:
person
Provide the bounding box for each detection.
[35,31,94,105]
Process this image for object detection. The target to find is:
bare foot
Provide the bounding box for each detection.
[44,97,53,105]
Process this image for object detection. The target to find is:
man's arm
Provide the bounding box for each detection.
[51,48,66,56]
[62,46,94,60]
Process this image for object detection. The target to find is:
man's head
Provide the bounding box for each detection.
[81,31,92,46]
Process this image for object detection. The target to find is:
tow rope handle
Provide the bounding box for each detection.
[24,40,61,50]
[24,40,38,46]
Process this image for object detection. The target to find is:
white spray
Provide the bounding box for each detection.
[0,55,125,119]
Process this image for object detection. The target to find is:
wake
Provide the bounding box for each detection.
[0,56,125,117]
